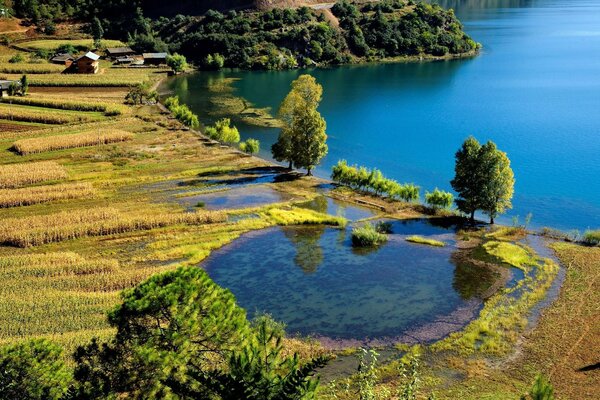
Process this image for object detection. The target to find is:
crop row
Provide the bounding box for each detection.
[0,64,66,74]
[0,182,94,207]
[0,117,138,139]
[2,96,126,115]
[0,104,93,124]
[12,130,135,154]
[0,207,227,247]
[0,161,67,188]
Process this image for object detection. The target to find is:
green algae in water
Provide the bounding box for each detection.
[202,219,505,342]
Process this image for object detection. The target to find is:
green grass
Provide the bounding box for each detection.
[405,235,445,247]
[582,229,600,245]
[351,223,388,247]
[482,241,533,269]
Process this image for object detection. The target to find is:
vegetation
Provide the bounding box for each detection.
[205,117,241,144]
[0,103,96,124]
[405,235,445,247]
[163,95,200,128]
[0,207,226,247]
[0,161,67,188]
[125,82,158,105]
[0,182,94,208]
[521,374,554,400]
[165,53,188,73]
[425,188,454,211]
[240,138,260,154]
[12,130,135,155]
[2,96,125,115]
[0,339,71,400]
[582,229,600,245]
[351,223,388,247]
[272,74,328,175]
[451,136,515,223]
[332,160,420,201]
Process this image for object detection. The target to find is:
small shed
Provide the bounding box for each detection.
[50,53,74,66]
[106,47,135,59]
[74,52,100,74]
[0,80,21,97]
[143,53,168,66]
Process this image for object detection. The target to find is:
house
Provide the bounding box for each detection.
[114,56,135,65]
[106,47,135,59]
[0,80,21,97]
[50,53,74,66]
[74,52,100,74]
[143,53,168,66]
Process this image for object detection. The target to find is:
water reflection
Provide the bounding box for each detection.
[283,226,326,274]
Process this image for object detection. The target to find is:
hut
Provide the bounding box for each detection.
[0,80,22,97]
[143,53,168,66]
[50,53,74,66]
[106,47,136,59]
[74,52,100,74]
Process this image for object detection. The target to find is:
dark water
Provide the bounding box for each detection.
[163,0,600,231]
[202,219,505,341]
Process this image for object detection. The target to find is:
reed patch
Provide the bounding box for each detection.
[12,130,135,154]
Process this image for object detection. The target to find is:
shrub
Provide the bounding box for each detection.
[8,53,24,63]
[163,95,199,128]
[351,223,388,247]
[582,230,600,246]
[205,118,240,144]
[166,53,188,73]
[425,188,454,210]
[240,138,260,154]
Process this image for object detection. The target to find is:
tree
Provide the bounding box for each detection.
[425,188,454,211]
[205,118,240,144]
[20,74,28,95]
[166,53,188,74]
[0,339,72,400]
[72,267,252,399]
[451,136,482,222]
[91,17,104,48]
[240,138,260,155]
[272,74,328,175]
[204,53,225,70]
[478,141,514,224]
[125,82,156,105]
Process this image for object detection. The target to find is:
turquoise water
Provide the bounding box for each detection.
[202,219,505,342]
[163,0,600,231]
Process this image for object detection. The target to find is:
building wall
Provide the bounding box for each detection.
[76,58,99,74]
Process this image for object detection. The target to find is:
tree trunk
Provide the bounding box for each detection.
[306,167,312,176]
[490,216,495,224]
[287,161,292,170]
[470,210,475,223]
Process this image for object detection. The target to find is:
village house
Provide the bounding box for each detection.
[143,52,168,66]
[50,53,74,66]
[73,52,100,74]
[106,47,136,60]
[0,80,21,97]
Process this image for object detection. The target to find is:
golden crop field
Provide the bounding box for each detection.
[0,182,94,207]
[0,117,138,139]
[3,95,127,115]
[0,103,98,124]
[0,207,227,247]
[12,130,135,154]
[18,39,126,50]
[0,161,67,188]
[0,63,66,74]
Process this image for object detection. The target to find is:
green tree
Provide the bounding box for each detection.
[20,74,28,95]
[240,138,260,155]
[205,118,240,144]
[0,339,72,400]
[451,136,482,222]
[478,141,515,224]
[425,188,454,211]
[272,74,328,175]
[166,53,188,74]
[91,17,104,48]
[125,82,156,105]
[72,266,252,399]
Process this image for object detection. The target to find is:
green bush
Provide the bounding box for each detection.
[351,223,388,247]
[425,188,454,210]
[8,53,24,64]
[205,118,240,144]
[240,138,260,154]
[582,230,600,246]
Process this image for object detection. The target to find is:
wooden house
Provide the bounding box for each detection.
[143,53,168,66]
[74,52,100,74]
[106,47,135,60]
[50,53,74,66]
[0,80,21,97]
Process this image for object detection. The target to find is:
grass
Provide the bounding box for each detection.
[0,161,67,188]
[0,207,226,247]
[12,130,135,155]
[261,206,347,227]
[0,182,94,207]
[482,240,532,270]
[18,39,126,51]
[582,229,600,245]
[351,223,388,247]
[405,235,445,247]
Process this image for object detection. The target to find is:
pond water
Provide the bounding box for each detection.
[162,0,600,231]
[202,219,509,344]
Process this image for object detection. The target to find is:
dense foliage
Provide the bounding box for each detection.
[451,136,515,224]
[425,188,454,210]
[164,95,200,128]
[331,160,420,202]
[240,138,260,154]
[205,118,241,144]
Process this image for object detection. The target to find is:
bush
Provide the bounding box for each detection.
[582,230,600,246]
[166,53,188,73]
[240,138,260,154]
[205,118,240,144]
[204,53,225,70]
[8,53,24,63]
[163,95,200,129]
[425,188,454,210]
[351,223,388,247]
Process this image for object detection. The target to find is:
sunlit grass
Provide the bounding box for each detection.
[406,235,445,247]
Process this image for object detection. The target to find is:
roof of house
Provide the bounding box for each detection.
[143,53,168,59]
[76,52,100,62]
[51,53,74,62]
[115,56,135,63]
[0,80,21,89]
[106,47,135,54]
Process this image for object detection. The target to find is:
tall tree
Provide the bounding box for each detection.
[478,141,515,224]
[451,136,482,222]
[91,17,104,48]
[271,74,328,175]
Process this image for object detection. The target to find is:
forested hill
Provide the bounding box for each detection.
[10,0,479,70]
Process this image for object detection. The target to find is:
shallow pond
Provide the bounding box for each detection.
[202,219,511,345]
[179,185,295,210]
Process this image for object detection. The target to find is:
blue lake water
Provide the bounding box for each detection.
[202,219,505,342]
[162,0,600,231]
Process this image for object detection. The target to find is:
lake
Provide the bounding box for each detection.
[161,0,600,231]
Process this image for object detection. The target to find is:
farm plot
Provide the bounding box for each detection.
[0,182,94,207]
[12,129,135,154]
[0,161,67,188]
[2,96,127,115]
[0,103,102,124]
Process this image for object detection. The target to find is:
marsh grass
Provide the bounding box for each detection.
[582,230,600,246]
[405,235,445,247]
[351,223,388,247]
[0,182,94,207]
[0,207,226,247]
[0,161,67,188]
[13,130,135,154]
